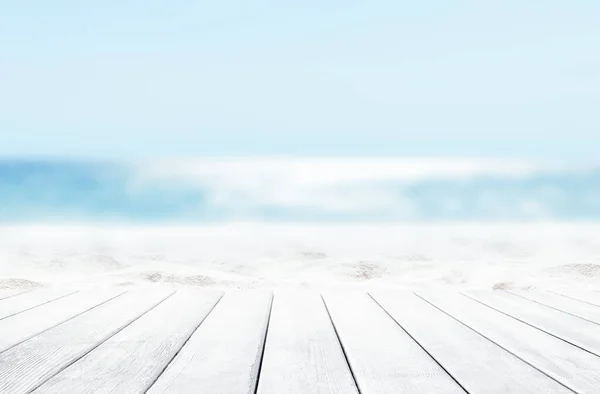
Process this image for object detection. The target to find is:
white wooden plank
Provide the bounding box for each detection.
[417,290,600,393]
[0,288,125,352]
[34,290,222,394]
[0,288,173,394]
[0,288,76,320]
[149,291,272,394]
[552,291,600,308]
[466,290,600,356]
[371,291,571,394]
[510,290,600,325]
[323,292,465,394]
[257,291,358,394]
[0,289,31,301]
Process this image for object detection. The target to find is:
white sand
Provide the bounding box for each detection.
[1,222,599,291]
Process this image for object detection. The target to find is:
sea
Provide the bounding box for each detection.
[1,158,599,291]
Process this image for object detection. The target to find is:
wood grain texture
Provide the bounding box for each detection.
[510,290,600,325]
[418,290,600,393]
[323,292,465,394]
[34,290,222,394]
[0,288,125,352]
[371,291,571,394]
[0,289,30,301]
[0,288,173,394]
[2,289,600,393]
[0,288,76,320]
[257,291,358,394]
[149,291,272,394]
[466,290,600,356]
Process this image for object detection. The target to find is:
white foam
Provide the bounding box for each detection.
[134,158,549,219]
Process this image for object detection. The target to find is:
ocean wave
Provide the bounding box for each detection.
[1,158,599,222]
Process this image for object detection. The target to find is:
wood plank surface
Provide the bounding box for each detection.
[0,288,125,352]
[323,292,465,394]
[0,288,76,320]
[0,289,31,301]
[149,291,272,394]
[0,288,173,394]
[0,289,598,393]
[257,291,358,394]
[418,290,600,393]
[371,291,571,394]
[35,290,222,394]
[553,291,600,308]
[510,290,600,325]
[466,290,600,356]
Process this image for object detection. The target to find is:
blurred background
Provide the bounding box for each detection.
[1,1,599,291]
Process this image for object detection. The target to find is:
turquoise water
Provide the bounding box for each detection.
[1,159,599,222]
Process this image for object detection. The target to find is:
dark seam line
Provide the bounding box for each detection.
[252,292,275,394]
[506,291,600,327]
[414,292,578,394]
[0,290,127,355]
[143,292,225,393]
[463,292,600,358]
[550,291,600,309]
[367,293,469,394]
[0,289,33,301]
[321,294,362,394]
[28,290,176,393]
[0,290,80,321]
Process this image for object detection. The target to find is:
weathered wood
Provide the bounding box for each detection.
[371,291,571,393]
[466,290,600,356]
[418,290,600,393]
[0,288,125,352]
[149,291,272,394]
[0,289,31,301]
[510,290,600,325]
[0,289,173,394]
[323,292,465,394]
[34,290,222,394]
[0,288,76,320]
[257,291,358,394]
[1,289,600,393]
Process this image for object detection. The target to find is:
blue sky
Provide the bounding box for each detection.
[1,1,599,160]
